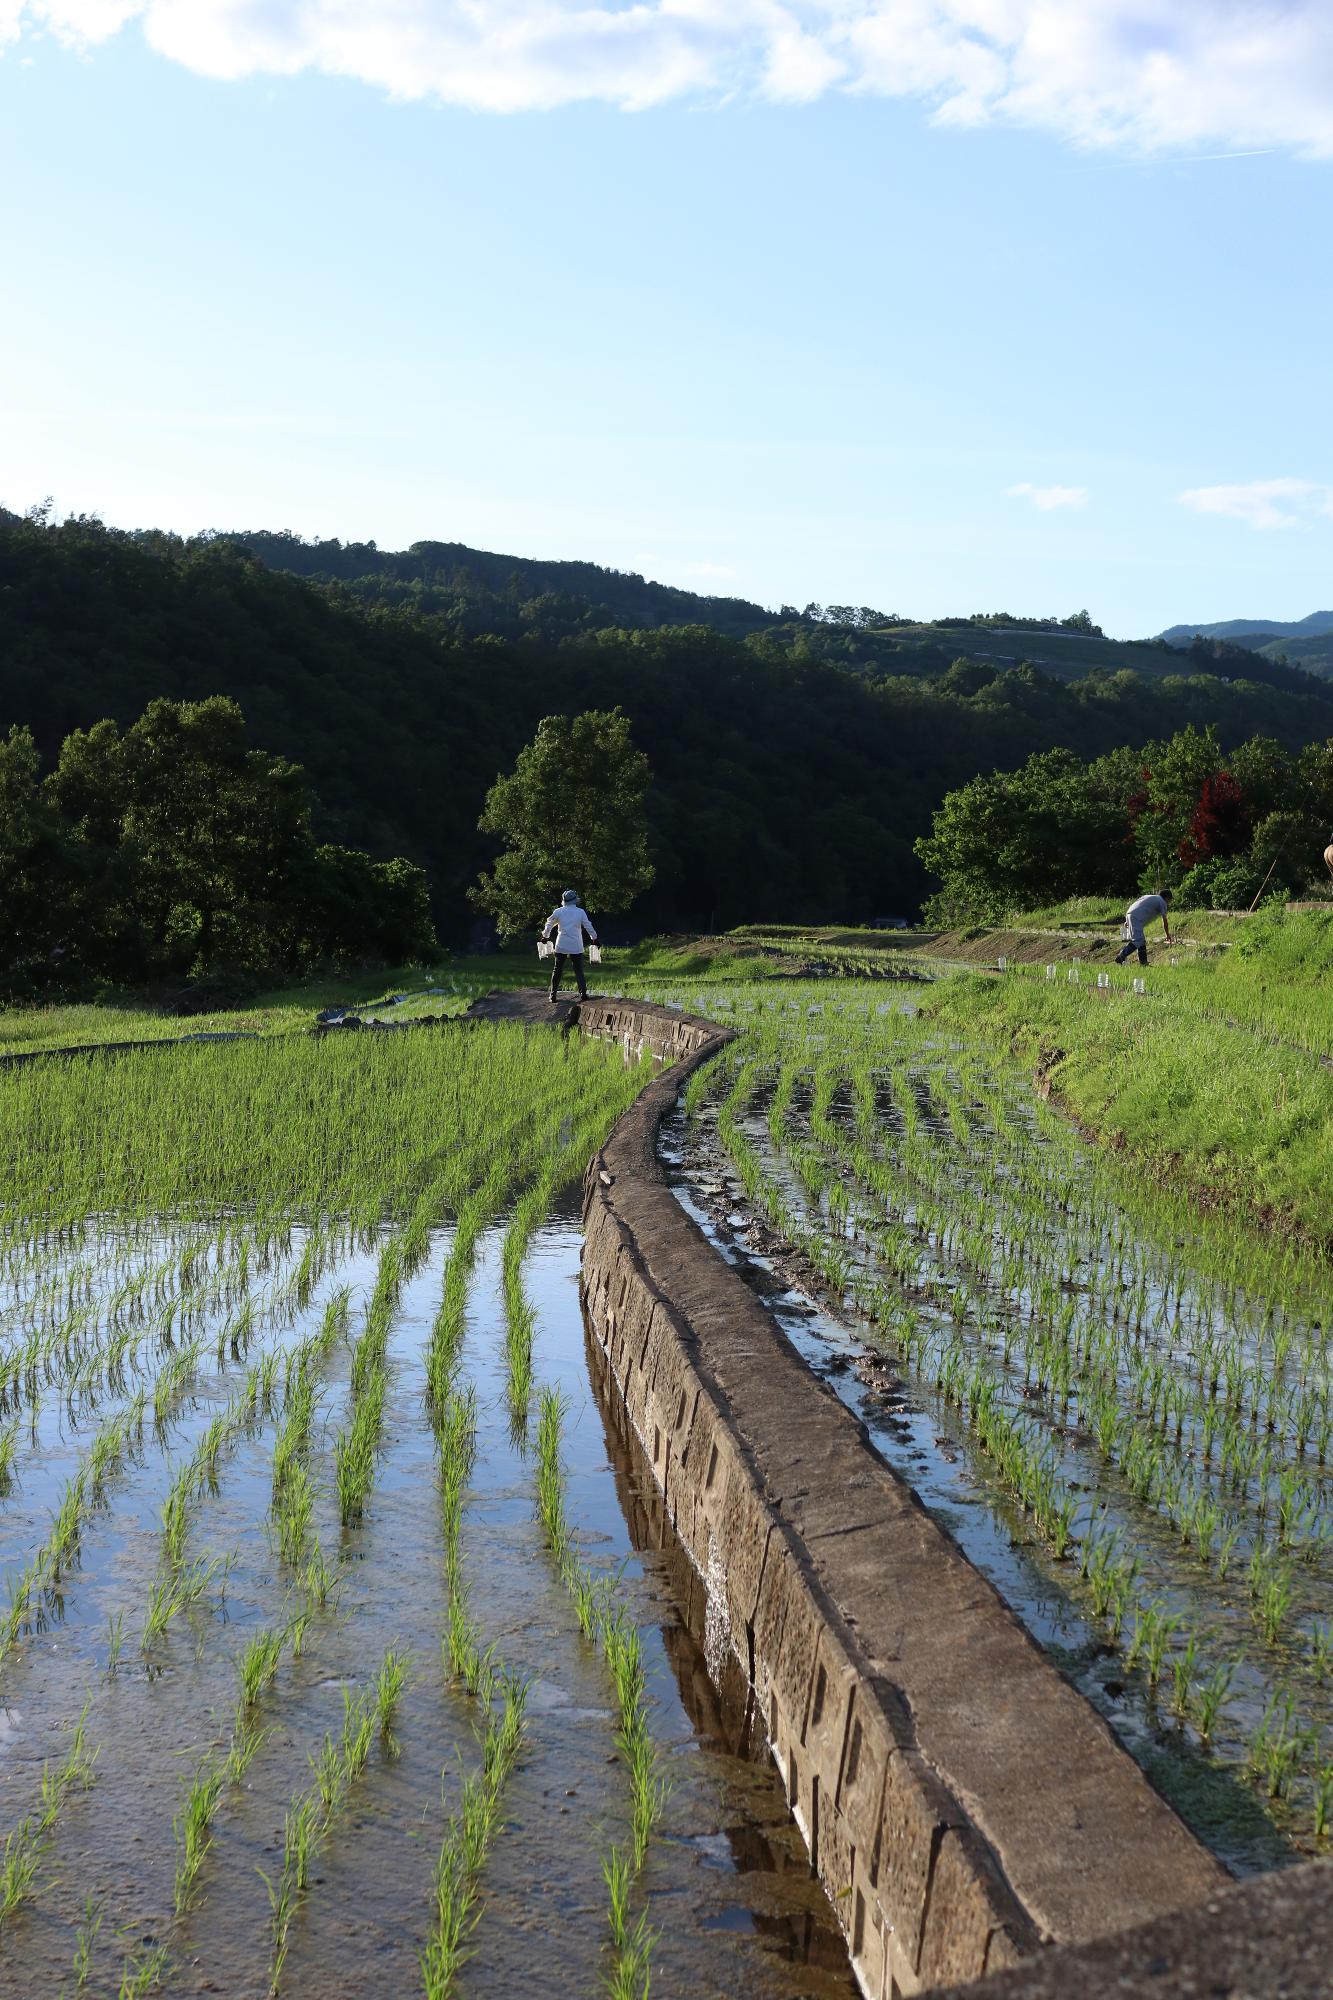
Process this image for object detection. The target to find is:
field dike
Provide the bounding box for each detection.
[533,989,1332,2000]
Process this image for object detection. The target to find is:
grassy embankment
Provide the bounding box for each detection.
[917,905,1330,1249]
[720,907,1333,1249]
[0,960,534,1055]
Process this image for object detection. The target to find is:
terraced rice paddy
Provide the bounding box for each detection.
[0,1026,850,1998]
[634,980,1333,1865]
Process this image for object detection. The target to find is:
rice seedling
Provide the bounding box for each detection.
[1314,1762,1333,1839]
[602,1845,655,2000]
[70,1893,104,1987]
[1195,1662,1235,1744]
[173,1760,225,1914]
[117,1941,170,1998]
[1249,1689,1311,1800]
[420,1669,528,1999]
[0,1700,98,1927]
[264,1650,407,1990]
[140,1553,229,1655]
[530,1382,665,1987]
[0,1414,21,1497]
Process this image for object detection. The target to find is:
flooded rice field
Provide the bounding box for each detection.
[0,1195,852,1998]
[651,986,1333,1870]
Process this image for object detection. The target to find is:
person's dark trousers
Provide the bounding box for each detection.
[1114,938,1148,966]
[549,951,587,1000]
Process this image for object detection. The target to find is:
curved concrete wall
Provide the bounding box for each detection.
[574,1000,1224,1999]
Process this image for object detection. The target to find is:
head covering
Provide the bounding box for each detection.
[561,889,578,903]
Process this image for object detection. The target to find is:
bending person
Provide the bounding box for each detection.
[542,889,598,1002]
[1114,887,1173,967]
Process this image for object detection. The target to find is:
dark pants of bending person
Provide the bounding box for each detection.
[549,950,588,1000]
[1114,936,1148,967]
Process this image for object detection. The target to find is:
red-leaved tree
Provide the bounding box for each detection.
[1178,769,1252,869]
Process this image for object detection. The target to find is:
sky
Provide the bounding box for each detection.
[2,2,1332,638]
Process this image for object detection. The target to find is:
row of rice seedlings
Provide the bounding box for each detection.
[271,1288,351,1566]
[534,1387,664,1991]
[158,1339,287,1570]
[500,1088,644,1438]
[421,1675,527,2000]
[335,1233,410,1522]
[173,1625,288,1914]
[427,1051,656,1419]
[264,1651,407,1991]
[0,1391,150,1667]
[0,1700,98,1927]
[0,1415,21,1500]
[426,1383,529,1996]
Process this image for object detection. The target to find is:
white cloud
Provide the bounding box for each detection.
[1007,481,1089,511]
[1177,478,1333,531]
[7,3,1333,155]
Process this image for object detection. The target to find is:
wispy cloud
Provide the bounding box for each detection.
[1177,478,1333,531]
[9,4,1333,156]
[1007,482,1089,512]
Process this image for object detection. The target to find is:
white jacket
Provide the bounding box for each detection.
[544,904,596,953]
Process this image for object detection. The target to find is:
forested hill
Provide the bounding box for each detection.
[229,527,780,640]
[231,527,1323,700]
[1159,611,1333,682]
[5,513,1333,930]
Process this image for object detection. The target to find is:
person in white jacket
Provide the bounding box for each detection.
[542,890,597,1001]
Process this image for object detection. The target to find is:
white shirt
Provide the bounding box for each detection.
[545,904,596,953]
[1125,893,1168,936]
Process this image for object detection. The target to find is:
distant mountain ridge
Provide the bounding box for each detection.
[1159,611,1333,680]
[223,530,1325,696]
[226,527,783,639]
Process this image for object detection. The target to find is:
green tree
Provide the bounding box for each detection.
[51,697,315,981]
[913,744,1139,919]
[304,846,437,967]
[0,726,67,995]
[44,697,435,986]
[471,708,654,939]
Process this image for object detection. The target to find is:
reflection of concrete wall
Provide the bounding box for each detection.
[576,1000,1226,2000]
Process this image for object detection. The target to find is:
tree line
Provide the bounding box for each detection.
[0,696,434,1000]
[916,724,1333,920]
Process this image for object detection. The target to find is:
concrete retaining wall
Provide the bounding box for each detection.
[572,999,1226,1999]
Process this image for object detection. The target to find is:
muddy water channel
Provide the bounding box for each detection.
[663,1010,1333,1874]
[0,1200,852,1999]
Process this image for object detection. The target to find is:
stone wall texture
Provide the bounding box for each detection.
[573,998,1227,2000]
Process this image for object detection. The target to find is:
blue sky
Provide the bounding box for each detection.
[3,3,1332,638]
